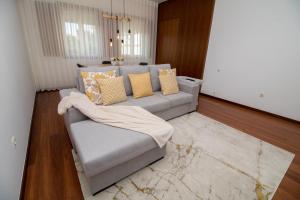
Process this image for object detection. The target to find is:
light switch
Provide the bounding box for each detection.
[11,136,17,147]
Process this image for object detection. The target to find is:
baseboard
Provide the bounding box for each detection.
[19,92,37,200]
[200,93,299,123]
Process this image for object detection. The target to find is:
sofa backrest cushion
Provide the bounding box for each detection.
[119,65,149,95]
[77,66,120,92]
[149,64,171,91]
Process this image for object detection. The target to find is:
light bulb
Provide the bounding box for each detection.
[109,38,113,47]
[116,29,120,40]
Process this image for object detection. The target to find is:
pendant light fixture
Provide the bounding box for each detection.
[124,0,130,34]
[121,0,125,47]
[105,0,131,50]
[128,19,131,35]
[116,16,120,40]
[109,0,113,47]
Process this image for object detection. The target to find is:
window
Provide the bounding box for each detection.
[35,1,101,58]
[121,33,142,56]
[62,4,101,59]
[65,22,79,37]
[133,33,141,56]
[122,34,131,55]
[64,21,100,58]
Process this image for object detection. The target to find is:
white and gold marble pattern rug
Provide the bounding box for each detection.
[73,112,294,200]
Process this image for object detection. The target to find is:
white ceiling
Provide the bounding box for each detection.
[149,0,167,4]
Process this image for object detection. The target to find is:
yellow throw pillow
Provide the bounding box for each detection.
[128,72,153,99]
[96,76,127,105]
[80,70,116,104]
[159,68,179,95]
[159,68,176,76]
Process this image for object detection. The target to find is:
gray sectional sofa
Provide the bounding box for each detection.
[59,64,202,194]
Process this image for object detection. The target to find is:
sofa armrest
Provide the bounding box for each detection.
[59,88,88,139]
[177,76,202,94]
[177,76,203,110]
[59,88,81,99]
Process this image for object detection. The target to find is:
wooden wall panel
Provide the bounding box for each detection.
[156,0,215,79]
[156,19,180,64]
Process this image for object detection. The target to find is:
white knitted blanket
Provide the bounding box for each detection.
[58,92,173,148]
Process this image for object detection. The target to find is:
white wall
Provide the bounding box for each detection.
[202,0,300,121]
[0,0,36,199]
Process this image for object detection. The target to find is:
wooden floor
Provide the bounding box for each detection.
[22,92,84,200]
[22,91,300,200]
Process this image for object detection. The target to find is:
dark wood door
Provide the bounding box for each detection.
[156,18,180,65]
[156,0,215,79]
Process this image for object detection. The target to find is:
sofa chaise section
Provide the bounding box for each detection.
[70,120,166,194]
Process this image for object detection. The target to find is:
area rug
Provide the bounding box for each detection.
[72,112,294,200]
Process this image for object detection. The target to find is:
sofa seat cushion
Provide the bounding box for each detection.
[157,91,193,107]
[70,120,157,177]
[115,93,171,113]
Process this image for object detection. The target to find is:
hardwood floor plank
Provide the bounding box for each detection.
[21,92,300,200]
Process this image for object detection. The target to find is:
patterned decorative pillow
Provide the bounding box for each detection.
[80,70,116,104]
[96,76,127,105]
[159,68,179,95]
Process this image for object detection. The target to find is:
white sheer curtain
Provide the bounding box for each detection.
[18,0,158,91]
